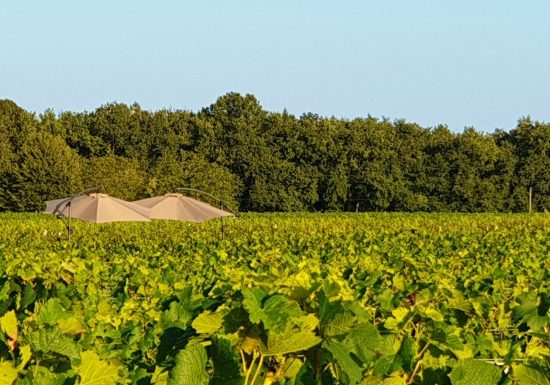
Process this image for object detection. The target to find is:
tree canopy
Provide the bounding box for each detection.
[0,95,548,212]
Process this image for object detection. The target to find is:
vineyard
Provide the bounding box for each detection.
[0,213,548,384]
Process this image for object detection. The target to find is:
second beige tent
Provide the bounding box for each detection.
[133,193,234,222]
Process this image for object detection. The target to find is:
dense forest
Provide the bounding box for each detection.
[0,93,549,213]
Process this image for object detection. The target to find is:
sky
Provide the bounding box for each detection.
[1,0,549,132]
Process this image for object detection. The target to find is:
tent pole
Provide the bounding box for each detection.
[221,203,225,240]
[68,202,72,242]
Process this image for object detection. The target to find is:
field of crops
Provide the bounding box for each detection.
[0,213,548,385]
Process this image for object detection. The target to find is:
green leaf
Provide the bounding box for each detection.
[151,366,169,385]
[429,328,464,352]
[449,359,502,385]
[76,350,121,385]
[192,310,224,334]
[168,342,209,385]
[0,361,19,385]
[261,328,321,356]
[160,301,192,330]
[346,323,393,364]
[513,292,550,331]
[242,288,267,324]
[0,310,18,340]
[360,375,406,385]
[18,344,31,370]
[210,337,242,385]
[384,308,410,331]
[28,328,80,360]
[324,339,363,385]
[318,290,345,334]
[421,307,444,322]
[39,298,65,326]
[57,316,85,335]
[513,362,550,385]
[323,311,355,337]
[20,285,37,310]
[243,290,304,332]
[398,336,414,373]
[372,354,402,376]
[25,366,68,385]
[262,295,304,332]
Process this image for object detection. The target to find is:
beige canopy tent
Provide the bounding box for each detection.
[45,197,71,215]
[48,193,151,223]
[133,193,234,222]
[45,190,151,240]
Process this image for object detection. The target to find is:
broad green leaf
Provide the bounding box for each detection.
[346,323,392,363]
[513,292,550,331]
[0,310,18,340]
[39,298,65,326]
[28,328,80,360]
[276,270,315,300]
[282,357,304,379]
[384,308,410,331]
[324,339,363,385]
[372,354,402,376]
[323,311,355,337]
[262,295,304,332]
[25,366,68,385]
[0,361,19,385]
[449,359,502,385]
[210,337,242,385]
[429,328,464,352]
[398,336,414,372]
[294,314,320,332]
[160,301,192,330]
[421,307,444,322]
[261,328,321,356]
[318,290,345,333]
[243,290,304,332]
[446,289,472,313]
[20,285,37,310]
[525,337,550,360]
[57,316,85,335]
[168,342,209,385]
[242,288,267,324]
[192,310,224,334]
[363,375,406,385]
[513,362,550,385]
[151,366,169,385]
[76,350,120,385]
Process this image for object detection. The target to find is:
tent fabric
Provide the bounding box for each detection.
[44,197,71,214]
[134,193,234,222]
[45,193,151,223]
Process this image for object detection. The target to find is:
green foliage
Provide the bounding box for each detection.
[0,361,19,384]
[168,342,209,385]
[0,212,548,383]
[448,359,502,385]
[147,151,242,209]
[4,130,83,211]
[1,96,550,213]
[513,362,550,385]
[82,154,146,200]
[76,350,121,385]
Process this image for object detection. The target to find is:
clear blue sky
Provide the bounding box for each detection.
[1,0,549,132]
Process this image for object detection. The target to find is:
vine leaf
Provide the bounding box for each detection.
[76,350,121,385]
[449,359,502,385]
[168,342,209,385]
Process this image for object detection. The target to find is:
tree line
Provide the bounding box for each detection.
[0,93,549,213]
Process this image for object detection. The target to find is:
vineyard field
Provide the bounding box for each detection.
[0,213,548,384]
